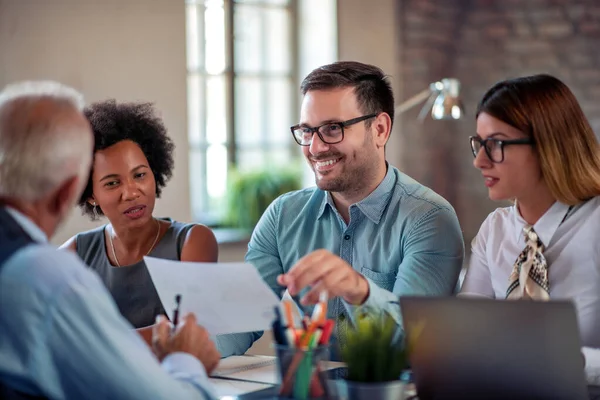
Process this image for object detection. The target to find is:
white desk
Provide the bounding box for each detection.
[210,355,345,398]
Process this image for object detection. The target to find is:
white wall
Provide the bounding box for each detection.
[0,0,192,245]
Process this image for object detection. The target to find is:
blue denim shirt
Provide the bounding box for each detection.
[227,165,464,357]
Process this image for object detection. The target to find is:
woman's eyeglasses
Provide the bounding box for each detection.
[469,136,534,163]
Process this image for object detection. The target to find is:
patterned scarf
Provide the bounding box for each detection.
[506,225,550,300]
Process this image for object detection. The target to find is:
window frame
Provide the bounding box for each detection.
[186,0,300,222]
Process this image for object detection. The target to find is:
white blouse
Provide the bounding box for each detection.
[460,197,600,384]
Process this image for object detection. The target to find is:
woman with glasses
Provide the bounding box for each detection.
[460,74,600,383]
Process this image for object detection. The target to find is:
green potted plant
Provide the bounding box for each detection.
[338,311,409,400]
[223,165,301,230]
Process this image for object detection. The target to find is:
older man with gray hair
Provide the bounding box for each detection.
[0,81,219,399]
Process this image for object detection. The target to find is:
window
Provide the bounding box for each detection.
[186,0,297,223]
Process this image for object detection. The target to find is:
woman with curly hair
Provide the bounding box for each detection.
[60,100,225,345]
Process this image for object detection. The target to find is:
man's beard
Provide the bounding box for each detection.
[312,133,377,195]
[315,165,353,193]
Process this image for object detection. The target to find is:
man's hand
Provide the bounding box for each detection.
[152,313,220,374]
[277,249,370,305]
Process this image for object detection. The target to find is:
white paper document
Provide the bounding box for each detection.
[144,257,280,335]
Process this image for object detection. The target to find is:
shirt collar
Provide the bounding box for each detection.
[4,206,49,243]
[316,191,335,220]
[317,164,396,224]
[513,201,571,246]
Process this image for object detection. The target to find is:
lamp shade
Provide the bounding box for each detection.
[431,78,464,120]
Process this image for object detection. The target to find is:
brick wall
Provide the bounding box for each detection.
[396,0,600,248]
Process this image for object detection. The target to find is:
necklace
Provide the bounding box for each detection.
[109,218,161,267]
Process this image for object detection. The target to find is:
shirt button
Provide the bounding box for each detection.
[344,235,351,240]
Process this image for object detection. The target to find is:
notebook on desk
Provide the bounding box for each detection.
[400,297,588,400]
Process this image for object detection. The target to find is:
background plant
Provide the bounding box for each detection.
[223,165,302,230]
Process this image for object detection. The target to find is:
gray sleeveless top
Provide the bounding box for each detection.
[75,219,195,329]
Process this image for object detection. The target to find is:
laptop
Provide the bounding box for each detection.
[400,297,588,400]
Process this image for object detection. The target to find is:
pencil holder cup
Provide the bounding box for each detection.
[275,344,331,399]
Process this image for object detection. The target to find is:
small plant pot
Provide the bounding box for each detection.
[336,379,405,400]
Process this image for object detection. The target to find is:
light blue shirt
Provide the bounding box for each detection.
[0,207,216,399]
[244,165,464,353]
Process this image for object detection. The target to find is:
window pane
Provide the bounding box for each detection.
[206,76,227,144]
[234,5,262,73]
[206,144,228,200]
[186,4,204,71]
[189,149,207,218]
[237,148,266,170]
[235,77,263,146]
[270,146,294,165]
[265,146,294,165]
[187,74,205,146]
[265,8,290,73]
[235,0,290,5]
[266,77,293,144]
[205,2,226,74]
[237,146,293,169]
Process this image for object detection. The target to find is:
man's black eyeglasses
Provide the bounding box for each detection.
[469,135,535,163]
[291,113,378,146]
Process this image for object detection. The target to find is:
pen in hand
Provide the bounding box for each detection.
[172,294,182,334]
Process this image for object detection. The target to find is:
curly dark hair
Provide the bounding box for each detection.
[79,100,175,220]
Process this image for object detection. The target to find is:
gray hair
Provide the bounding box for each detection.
[0,81,92,201]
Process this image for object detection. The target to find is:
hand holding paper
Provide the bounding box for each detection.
[144,257,280,335]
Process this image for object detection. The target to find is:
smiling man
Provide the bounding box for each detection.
[245,61,464,356]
